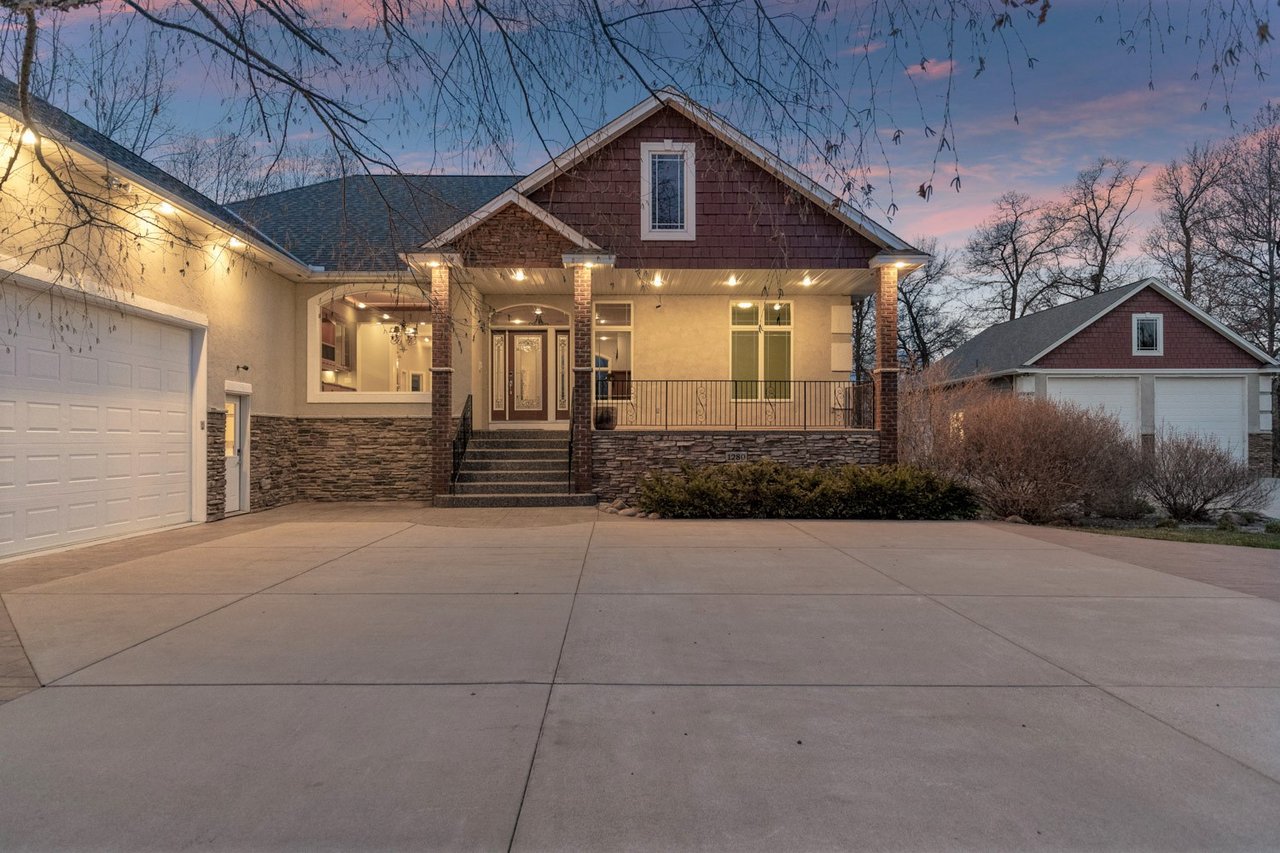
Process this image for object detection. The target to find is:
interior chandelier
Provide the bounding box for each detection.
[382,317,426,352]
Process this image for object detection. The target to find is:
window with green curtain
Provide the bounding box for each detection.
[763,331,791,399]
[731,330,758,399]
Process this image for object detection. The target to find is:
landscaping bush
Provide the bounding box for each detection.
[1142,431,1277,521]
[636,460,978,520]
[900,371,1144,523]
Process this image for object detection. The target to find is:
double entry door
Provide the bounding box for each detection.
[491,328,571,422]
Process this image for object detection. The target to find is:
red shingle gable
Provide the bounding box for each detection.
[526,106,879,269]
[1033,289,1264,369]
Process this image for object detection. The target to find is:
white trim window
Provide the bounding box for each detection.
[730,300,792,400]
[640,141,696,240]
[594,302,634,400]
[1133,313,1164,356]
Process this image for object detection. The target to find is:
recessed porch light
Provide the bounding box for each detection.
[727,275,738,286]
[652,272,663,287]
[801,275,812,287]
[894,261,907,268]
[20,128,37,146]
[381,313,391,320]
[356,302,367,309]
[512,269,527,281]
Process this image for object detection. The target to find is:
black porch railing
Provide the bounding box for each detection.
[450,394,473,493]
[592,380,875,430]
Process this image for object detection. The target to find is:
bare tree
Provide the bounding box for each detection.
[1210,104,1280,358]
[962,191,1064,324]
[1051,157,1143,298]
[898,237,967,368]
[159,133,345,204]
[1143,143,1231,307]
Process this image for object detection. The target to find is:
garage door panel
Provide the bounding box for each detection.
[4,289,194,558]
[1045,377,1141,437]
[1154,377,1247,460]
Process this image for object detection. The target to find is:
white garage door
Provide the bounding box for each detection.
[1155,377,1248,460]
[1046,376,1140,437]
[0,298,194,557]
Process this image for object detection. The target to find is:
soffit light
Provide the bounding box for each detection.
[228,237,245,249]
[652,272,663,287]
[801,275,812,287]
[381,313,391,320]
[20,128,37,146]
[894,261,907,268]
[727,274,738,287]
[356,302,367,309]
[155,202,176,216]
[512,269,526,281]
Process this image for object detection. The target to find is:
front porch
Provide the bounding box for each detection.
[413,257,911,504]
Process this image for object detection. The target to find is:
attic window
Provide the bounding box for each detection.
[640,141,695,240]
[1133,313,1163,356]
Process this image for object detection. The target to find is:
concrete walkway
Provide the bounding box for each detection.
[0,505,1277,851]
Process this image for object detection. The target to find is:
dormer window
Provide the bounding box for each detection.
[1133,313,1163,356]
[640,141,695,240]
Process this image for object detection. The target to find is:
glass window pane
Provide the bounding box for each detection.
[595,330,632,400]
[1136,318,1159,350]
[732,331,759,399]
[224,402,236,456]
[731,302,759,326]
[651,153,685,229]
[763,331,791,398]
[595,303,632,327]
[764,303,791,326]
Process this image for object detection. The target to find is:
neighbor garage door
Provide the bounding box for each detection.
[1154,377,1248,460]
[1,297,194,557]
[1045,376,1140,437]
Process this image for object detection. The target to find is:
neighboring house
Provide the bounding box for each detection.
[1,81,925,558]
[942,279,1278,474]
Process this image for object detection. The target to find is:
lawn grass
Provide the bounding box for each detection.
[1082,526,1280,550]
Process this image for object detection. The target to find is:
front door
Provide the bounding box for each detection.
[224,396,248,514]
[491,330,548,421]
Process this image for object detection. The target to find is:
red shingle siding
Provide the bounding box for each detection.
[527,107,880,269]
[454,204,578,268]
[1034,289,1263,369]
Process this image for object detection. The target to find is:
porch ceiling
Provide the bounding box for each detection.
[453,267,880,297]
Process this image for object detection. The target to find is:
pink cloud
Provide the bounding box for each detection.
[906,59,956,80]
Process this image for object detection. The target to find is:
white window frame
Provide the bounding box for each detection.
[640,141,696,241]
[1132,313,1164,356]
[306,284,434,404]
[593,301,634,401]
[730,300,794,401]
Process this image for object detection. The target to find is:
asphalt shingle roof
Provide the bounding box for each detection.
[227,175,522,272]
[0,76,297,262]
[941,281,1149,380]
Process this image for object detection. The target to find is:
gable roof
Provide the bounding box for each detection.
[0,76,300,264]
[422,189,600,251]
[942,279,1277,380]
[229,174,521,272]
[424,89,919,256]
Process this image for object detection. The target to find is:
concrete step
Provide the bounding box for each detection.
[456,469,569,484]
[468,438,569,451]
[454,480,570,495]
[433,493,598,508]
[467,448,568,461]
[461,459,567,473]
[471,429,569,439]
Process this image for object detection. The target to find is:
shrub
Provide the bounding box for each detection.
[636,460,978,520]
[1142,431,1277,521]
[1265,520,1280,535]
[900,372,1144,523]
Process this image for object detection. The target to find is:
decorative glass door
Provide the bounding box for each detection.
[492,330,548,421]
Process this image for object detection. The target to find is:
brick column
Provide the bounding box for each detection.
[874,265,899,465]
[571,264,593,493]
[429,262,453,496]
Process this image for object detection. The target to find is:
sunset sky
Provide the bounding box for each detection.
[40,1,1279,252]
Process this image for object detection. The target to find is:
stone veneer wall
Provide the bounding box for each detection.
[1248,433,1276,477]
[250,416,300,509]
[295,417,432,501]
[591,430,881,503]
[206,408,226,522]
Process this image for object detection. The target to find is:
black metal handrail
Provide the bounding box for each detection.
[567,415,574,492]
[592,380,874,430]
[450,394,473,493]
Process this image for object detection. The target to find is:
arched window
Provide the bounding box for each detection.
[489,304,570,326]
[308,286,433,403]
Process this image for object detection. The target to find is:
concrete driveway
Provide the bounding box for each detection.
[0,505,1278,851]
